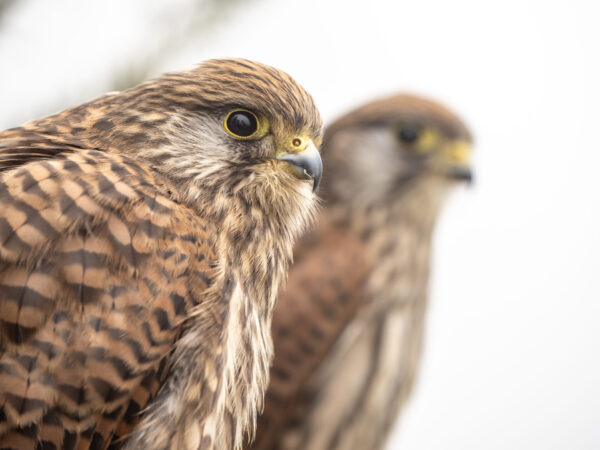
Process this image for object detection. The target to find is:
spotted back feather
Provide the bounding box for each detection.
[0,150,216,449]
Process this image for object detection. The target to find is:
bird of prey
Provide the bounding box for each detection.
[248,94,472,450]
[0,58,323,450]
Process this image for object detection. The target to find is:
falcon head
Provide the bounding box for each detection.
[321,94,472,210]
[73,58,323,218]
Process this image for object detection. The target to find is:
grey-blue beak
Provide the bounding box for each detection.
[277,140,322,192]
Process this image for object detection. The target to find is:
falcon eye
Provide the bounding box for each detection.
[398,124,421,144]
[224,109,260,139]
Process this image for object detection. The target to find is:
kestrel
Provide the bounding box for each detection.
[249,94,472,450]
[0,58,323,450]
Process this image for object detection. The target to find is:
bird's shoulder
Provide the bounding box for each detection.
[0,143,219,449]
[0,124,88,172]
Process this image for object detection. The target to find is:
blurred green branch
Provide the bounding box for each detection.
[0,0,257,127]
[0,0,18,26]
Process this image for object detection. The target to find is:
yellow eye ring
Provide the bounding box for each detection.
[398,124,439,153]
[224,108,264,140]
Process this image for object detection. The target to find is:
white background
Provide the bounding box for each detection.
[1,1,599,449]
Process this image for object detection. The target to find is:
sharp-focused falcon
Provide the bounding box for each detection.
[249,94,472,450]
[0,58,323,450]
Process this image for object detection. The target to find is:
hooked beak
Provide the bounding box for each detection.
[441,140,474,184]
[276,139,323,192]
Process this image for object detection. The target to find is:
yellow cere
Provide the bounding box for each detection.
[444,140,471,165]
[289,136,311,152]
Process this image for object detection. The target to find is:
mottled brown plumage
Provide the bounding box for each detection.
[249,94,472,450]
[0,58,323,450]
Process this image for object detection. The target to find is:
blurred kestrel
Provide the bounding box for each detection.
[250,94,472,450]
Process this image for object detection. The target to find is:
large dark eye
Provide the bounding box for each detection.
[398,124,421,144]
[224,109,260,139]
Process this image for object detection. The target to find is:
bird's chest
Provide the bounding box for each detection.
[220,278,274,445]
[286,239,431,449]
[287,306,417,450]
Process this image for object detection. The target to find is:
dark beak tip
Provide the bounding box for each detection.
[459,171,474,184]
[312,171,322,192]
[450,167,474,185]
[280,151,323,193]
[310,156,323,192]
[466,172,475,186]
